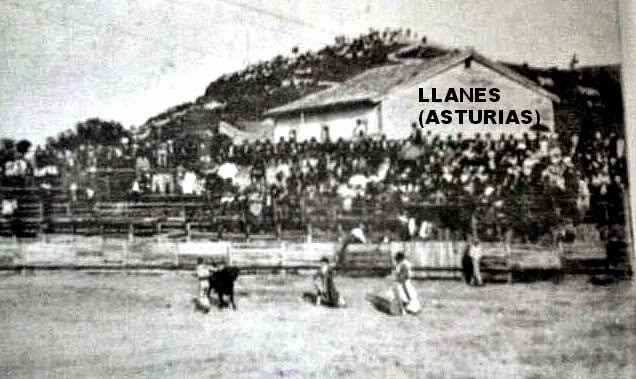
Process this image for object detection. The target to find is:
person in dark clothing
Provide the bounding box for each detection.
[606,175,625,224]
[313,257,346,307]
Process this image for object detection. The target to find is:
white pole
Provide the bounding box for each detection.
[619,0,636,282]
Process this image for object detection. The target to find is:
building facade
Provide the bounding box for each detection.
[264,50,559,141]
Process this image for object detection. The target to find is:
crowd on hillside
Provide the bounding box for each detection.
[200,28,434,120]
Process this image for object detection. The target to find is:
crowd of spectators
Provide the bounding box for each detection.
[204,126,626,238]
[1,122,627,242]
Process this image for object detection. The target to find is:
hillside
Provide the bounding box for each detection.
[142,29,450,132]
[503,62,623,140]
[141,28,623,142]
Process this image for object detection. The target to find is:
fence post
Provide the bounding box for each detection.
[226,242,232,266]
[38,202,44,239]
[451,231,460,279]
[122,238,129,267]
[557,240,565,281]
[174,241,179,268]
[306,222,313,243]
[128,222,134,243]
[505,241,513,283]
[279,241,286,275]
[43,226,50,244]
[276,221,282,241]
[441,229,448,270]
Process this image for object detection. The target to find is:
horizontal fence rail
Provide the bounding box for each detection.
[0,236,598,278]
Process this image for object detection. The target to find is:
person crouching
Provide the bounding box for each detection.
[313,257,346,307]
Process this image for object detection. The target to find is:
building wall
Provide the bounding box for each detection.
[381,61,555,139]
[270,61,555,141]
[273,106,380,142]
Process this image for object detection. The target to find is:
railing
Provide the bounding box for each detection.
[0,236,585,280]
[0,187,616,248]
[0,186,619,278]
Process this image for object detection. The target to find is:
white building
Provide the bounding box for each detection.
[264,50,559,141]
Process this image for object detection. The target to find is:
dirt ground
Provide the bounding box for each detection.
[0,271,633,378]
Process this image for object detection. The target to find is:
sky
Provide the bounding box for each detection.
[0,0,622,146]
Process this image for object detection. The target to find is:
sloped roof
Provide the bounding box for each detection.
[264,49,559,116]
[219,121,272,143]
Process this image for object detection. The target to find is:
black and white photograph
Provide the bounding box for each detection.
[1,0,634,377]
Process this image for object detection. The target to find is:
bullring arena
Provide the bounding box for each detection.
[0,266,634,377]
[1,114,634,376]
[0,229,634,377]
[1,8,635,377]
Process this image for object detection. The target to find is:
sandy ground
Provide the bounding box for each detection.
[0,271,634,378]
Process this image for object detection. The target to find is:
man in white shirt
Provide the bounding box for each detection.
[194,257,211,313]
[468,237,484,286]
[393,252,420,315]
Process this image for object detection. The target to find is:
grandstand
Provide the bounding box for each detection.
[0,29,629,276]
[1,129,626,244]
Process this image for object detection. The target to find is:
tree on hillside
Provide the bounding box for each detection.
[0,138,16,167]
[16,140,32,157]
[0,138,32,185]
[45,118,130,151]
[1,138,15,152]
[76,118,130,145]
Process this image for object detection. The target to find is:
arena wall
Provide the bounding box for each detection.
[0,237,574,277]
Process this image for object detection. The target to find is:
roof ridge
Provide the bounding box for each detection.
[264,49,559,116]
[469,52,560,102]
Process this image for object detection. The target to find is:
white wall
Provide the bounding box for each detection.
[381,61,555,139]
[273,106,380,141]
[271,61,555,141]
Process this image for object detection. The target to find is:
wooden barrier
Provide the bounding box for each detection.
[0,237,569,279]
[507,243,563,269]
[227,241,286,268]
[342,244,392,273]
[561,241,605,259]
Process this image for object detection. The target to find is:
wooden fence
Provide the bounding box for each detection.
[0,237,580,281]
